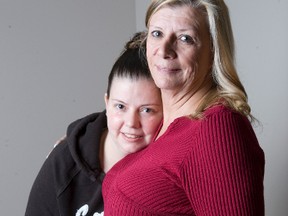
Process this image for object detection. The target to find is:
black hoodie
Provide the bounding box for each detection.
[25,111,107,216]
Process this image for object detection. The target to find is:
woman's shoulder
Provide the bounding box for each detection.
[204,105,239,116]
[167,105,245,132]
[199,105,261,151]
[203,105,250,124]
[201,105,253,131]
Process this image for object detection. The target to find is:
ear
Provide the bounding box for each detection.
[104,93,108,107]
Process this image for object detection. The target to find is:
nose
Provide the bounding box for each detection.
[125,111,141,128]
[156,37,176,59]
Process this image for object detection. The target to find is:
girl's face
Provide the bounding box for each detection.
[146,6,212,93]
[105,77,162,156]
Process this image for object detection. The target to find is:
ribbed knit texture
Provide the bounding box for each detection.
[103,106,265,215]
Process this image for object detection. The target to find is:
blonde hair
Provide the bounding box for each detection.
[145,0,254,121]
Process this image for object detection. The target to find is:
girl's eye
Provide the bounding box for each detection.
[116,104,125,110]
[179,35,194,44]
[151,30,162,38]
[141,107,153,113]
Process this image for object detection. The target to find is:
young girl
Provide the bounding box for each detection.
[25,32,163,216]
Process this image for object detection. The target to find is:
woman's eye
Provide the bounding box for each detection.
[151,30,162,38]
[179,35,194,44]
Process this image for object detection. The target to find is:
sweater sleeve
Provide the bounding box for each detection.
[181,110,265,215]
[25,147,60,216]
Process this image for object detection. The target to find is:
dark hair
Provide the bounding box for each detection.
[106,31,151,97]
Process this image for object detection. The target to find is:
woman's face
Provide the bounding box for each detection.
[105,76,163,156]
[146,5,212,92]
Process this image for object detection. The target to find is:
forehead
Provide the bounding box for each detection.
[149,5,207,32]
[109,77,161,105]
[111,76,151,86]
[110,77,157,94]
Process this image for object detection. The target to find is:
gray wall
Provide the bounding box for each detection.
[1,0,287,215]
[0,0,136,215]
[227,1,288,215]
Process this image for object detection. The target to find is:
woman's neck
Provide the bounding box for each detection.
[157,83,212,138]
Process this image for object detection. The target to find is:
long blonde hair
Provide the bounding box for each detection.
[145,0,254,121]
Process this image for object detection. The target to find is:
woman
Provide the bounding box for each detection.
[24,32,163,216]
[103,1,265,215]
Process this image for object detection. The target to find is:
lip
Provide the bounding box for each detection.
[121,132,144,142]
[156,65,180,73]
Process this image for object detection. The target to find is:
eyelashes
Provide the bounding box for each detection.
[150,30,196,45]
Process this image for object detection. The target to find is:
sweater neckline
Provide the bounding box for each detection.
[152,115,192,143]
[152,105,227,143]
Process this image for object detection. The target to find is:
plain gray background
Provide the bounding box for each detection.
[0,0,287,215]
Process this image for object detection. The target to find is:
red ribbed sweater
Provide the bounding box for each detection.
[103,106,265,215]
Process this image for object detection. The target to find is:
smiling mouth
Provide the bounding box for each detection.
[122,133,143,140]
[156,65,179,73]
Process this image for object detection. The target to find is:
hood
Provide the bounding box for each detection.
[66,111,107,182]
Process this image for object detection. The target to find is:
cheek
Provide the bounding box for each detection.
[142,117,162,134]
[107,113,122,131]
[182,50,197,66]
[182,53,200,76]
[146,43,155,61]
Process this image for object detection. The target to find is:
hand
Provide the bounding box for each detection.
[46,135,66,158]
[54,135,66,147]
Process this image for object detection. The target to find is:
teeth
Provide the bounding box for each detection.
[124,133,141,139]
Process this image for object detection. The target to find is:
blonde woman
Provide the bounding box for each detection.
[103,1,265,215]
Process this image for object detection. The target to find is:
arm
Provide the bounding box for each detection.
[46,136,66,159]
[182,111,265,215]
[25,115,88,215]
[25,149,60,216]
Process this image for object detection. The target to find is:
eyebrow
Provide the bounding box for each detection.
[149,23,200,35]
[110,99,127,104]
[110,99,161,107]
[140,104,162,107]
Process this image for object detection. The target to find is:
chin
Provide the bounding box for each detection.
[126,146,146,154]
